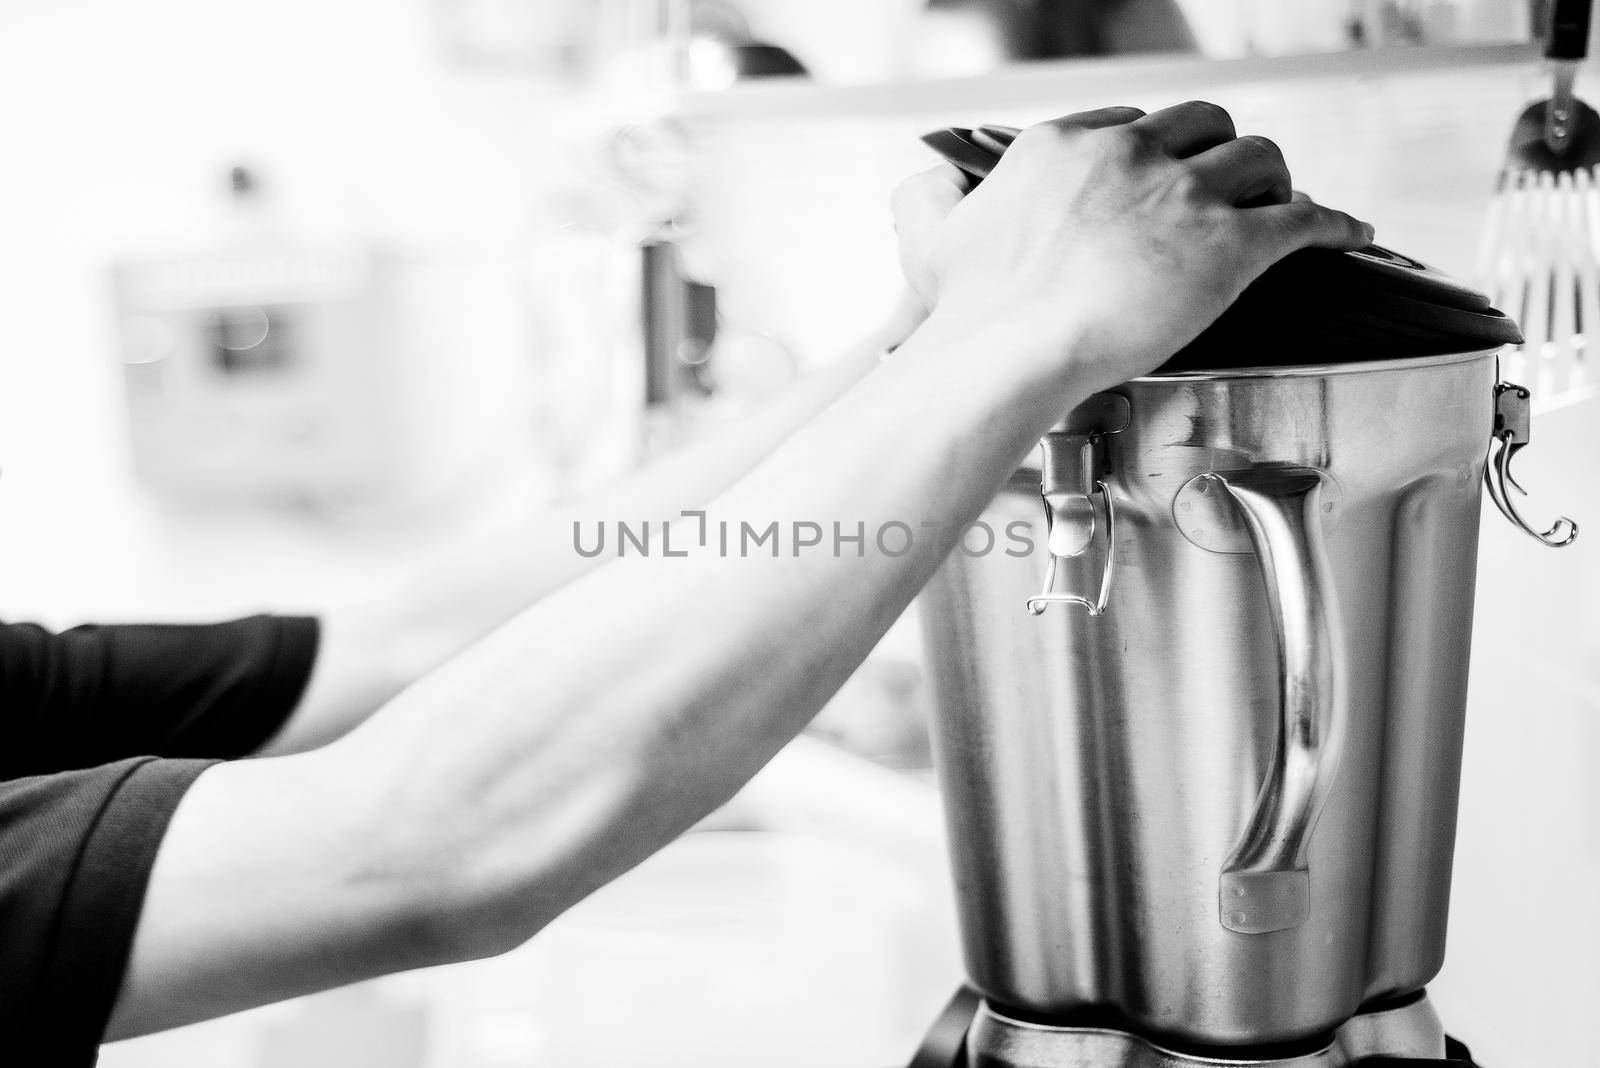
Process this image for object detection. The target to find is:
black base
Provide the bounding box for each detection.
[906,989,1486,1068]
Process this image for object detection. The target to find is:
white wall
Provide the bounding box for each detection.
[0,0,584,621]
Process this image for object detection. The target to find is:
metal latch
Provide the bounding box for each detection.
[1485,381,1578,547]
[1027,394,1130,616]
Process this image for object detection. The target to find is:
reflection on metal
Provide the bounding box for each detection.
[1028,479,1116,616]
[1175,470,1343,554]
[1210,468,1345,936]
[961,992,1447,1067]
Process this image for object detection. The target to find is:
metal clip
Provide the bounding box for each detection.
[1484,381,1579,547]
[1026,394,1129,616]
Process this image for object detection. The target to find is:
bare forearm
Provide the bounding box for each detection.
[335,313,1083,948]
[401,329,890,630]
[113,313,1075,1036]
[114,100,1375,1037]
[259,331,892,756]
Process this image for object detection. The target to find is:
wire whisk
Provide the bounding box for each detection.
[1476,0,1600,410]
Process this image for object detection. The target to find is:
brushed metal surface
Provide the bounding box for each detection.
[920,351,1498,1045]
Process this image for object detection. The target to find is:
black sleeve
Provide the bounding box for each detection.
[0,615,319,779]
[0,757,216,1063]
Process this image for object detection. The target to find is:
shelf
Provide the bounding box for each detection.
[672,41,1542,122]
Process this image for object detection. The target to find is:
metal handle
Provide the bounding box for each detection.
[1547,63,1581,154]
[1025,393,1131,616]
[1211,467,1347,935]
[1485,381,1580,546]
[1027,471,1117,617]
[1544,0,1593,151]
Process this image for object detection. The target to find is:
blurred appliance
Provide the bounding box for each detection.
[909,130,1577,1066]
[637,234,799,456]
[607,108,798,463]
[912,0,1195,76]
[640,237,718,454]
[111,168,530,512]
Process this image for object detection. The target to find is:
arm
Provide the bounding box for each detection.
[107,102,1374,1037]
[258,303,920,756]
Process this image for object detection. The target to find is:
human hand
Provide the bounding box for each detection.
[892,102,1375,392]
[875,285,933,353]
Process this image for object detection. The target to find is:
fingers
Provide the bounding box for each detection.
[999,106,1147,164]
[891,164,972,300]
[1187,134,1293,207]
[978,108,1138,155]
[1038,105,1146,135]
[1132,100,1236,158]
[892,164,970,229]
[1243,199,1376,263]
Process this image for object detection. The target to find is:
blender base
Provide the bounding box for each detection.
[910,990,1485,1067]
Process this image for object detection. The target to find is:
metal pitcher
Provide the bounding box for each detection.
[919,349,1574,1047]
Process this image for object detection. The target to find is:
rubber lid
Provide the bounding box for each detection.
[1155,244,1523,374]
[917,127,1522,373]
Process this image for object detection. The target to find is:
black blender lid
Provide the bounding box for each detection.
[1285,244,1489,313]
[1155,245,1523,373]
[919,126,1523,372]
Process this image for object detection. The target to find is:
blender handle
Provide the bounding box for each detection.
[1210,467,1348,935]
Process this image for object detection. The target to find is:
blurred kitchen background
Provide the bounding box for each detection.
[2,1,1597,1066]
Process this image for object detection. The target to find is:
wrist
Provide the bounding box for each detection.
[910,302,1093,394]
[882,305,1099,448]
[870,288,933,352]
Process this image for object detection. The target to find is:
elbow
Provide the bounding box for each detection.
[372,806,661,967]
[357,813,601,970]
[422,875,547,965]
[340,714,669,969]
[330,794,541,971]
[366,846,548,970]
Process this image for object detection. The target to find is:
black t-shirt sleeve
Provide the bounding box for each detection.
[0,615,319,779]
[0,757,216,1061]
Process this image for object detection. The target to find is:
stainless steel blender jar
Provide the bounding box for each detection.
[910,128,1578,1068]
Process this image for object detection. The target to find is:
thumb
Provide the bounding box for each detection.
[891,164,969,241]
[891,164,969,303]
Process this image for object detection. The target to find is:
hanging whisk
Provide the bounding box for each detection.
[1477,0,1600,410]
